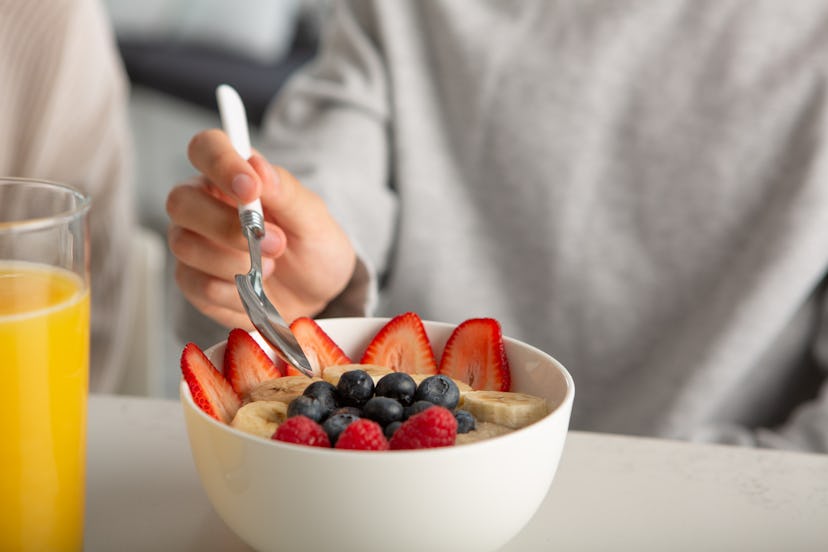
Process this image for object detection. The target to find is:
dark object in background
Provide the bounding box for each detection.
[118,22,318,128]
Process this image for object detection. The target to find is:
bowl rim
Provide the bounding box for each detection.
[180,317,575,456]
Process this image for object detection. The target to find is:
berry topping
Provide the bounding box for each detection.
[331,406,362,418]
[336,369,375,407]
[384,421,402,439]
[289,317,352,376]
[389,406,458,450]
[335,419,389,450]
[438,318,511,391]
[223,329,282,397]
[181,342,241,424]
[322,412,360,445]
[360,312,438,374]
[287,395,326,423]
[302,380,339,419]
[454,409,476,434]
[374,372,417,406]
[362,396,404,427]
[184,314,527,451]
[272,415,331,448]
[403,400,435,420]
[414,374,460,410]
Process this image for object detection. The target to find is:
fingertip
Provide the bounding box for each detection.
[260,225,286,257]
[231,174,258,203]
[188,128,263,204]
[249,155,280,192]
[261,256,276,278]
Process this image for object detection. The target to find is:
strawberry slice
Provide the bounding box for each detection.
[289,317,352,377]
[272,356,289,377]
[181,342,241,423]
[438,318,511,391]
[223,328,282,397]
[360,312,438,374]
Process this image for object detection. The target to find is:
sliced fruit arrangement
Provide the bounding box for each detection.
[438,318,511,392]
[462,391,548,430]
[360,312,438,375]
[230,400,288,439]
[288,317,352,376]
[181,342,241,424]
[247,375,323,404]
[224,328,282,397]
[180,313,549,451]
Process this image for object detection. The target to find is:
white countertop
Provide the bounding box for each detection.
[84,394,828,552]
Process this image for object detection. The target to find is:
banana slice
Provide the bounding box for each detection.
[230,400,289,439]
[462,391,549,430]
[454,421,514,446]
[322,364,394,387]
[247,376,322,404]
[410,373,473,406]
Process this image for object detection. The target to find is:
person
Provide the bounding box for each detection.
[166,0,828,452]
[0,0,136,392]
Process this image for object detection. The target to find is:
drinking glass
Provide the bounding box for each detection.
[0,178,91,551]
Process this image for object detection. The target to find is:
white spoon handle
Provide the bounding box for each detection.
[215,84,262,217]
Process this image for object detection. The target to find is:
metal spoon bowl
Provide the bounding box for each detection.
[216,84,313,377]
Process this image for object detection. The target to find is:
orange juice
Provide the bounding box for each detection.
[0,261,90,551]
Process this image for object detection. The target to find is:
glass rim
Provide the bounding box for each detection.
[0,177,91,233]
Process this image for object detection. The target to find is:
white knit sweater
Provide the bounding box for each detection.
[254,0,828,452]
[0,0,135,392]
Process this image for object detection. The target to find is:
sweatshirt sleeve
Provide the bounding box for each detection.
[259,0,397,317]
[688,291,828,453]
[753,294,828,452]
[699,384,828,453]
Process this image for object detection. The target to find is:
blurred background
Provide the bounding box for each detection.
[102,0,327,398]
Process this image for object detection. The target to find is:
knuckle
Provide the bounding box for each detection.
[173,262,190,290]
[201,276,228,305]
[167,227,194,260]
[165,186,188,218]
[187,129,221,160]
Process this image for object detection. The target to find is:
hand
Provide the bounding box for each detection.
[166,129,357,330]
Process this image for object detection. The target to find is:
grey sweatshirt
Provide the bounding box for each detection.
[258,0,828,452]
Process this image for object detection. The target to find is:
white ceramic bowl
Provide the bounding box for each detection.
[180,318,574,552]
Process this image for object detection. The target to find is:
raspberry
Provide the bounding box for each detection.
[389,406,457,450]
[335,419,389,450]
[272,415,331,448]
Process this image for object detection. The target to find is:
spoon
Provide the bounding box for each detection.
[215,83,313,377]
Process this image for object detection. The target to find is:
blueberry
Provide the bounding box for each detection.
[414,375,460,409]
[384,421,402,439]
[331,405,362,418]
[403,400,434,420]
[362,396,404,427]
[374,372,417,406]
[322,412,360,445]
[454,409,476,434]
[287,395,325,422]
[336,369,375,407]
[303,380,339,419]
